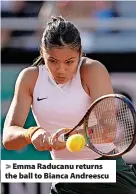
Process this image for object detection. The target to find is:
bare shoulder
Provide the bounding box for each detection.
[80,57,113,101]
[17,66,38,81]
[81,57,108,77]
[15,66,39,95]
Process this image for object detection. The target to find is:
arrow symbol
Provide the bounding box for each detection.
[6,164,11,169]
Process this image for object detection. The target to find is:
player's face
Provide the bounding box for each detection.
[41,46,81,84]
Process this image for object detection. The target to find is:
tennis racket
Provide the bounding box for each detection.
[51,94,136,157]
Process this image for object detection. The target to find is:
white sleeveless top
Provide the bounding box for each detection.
[32,58,101,160]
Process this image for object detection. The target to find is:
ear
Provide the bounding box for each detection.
[40,45,43,57]
[79,48,83,58]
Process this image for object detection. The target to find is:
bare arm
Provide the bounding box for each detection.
[2,68,37,150]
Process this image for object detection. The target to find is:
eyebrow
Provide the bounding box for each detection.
[49,57,76,61]
[49,57,59,61]
[65,57,76,61]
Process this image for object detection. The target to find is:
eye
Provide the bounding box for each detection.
[49,59,57,64]
[66,61,74,65]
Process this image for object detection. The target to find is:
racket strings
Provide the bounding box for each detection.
[88,98,116,144]
[116,100,134,149]
[85,97,135,154]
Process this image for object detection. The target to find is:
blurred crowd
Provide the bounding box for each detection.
[1,0,43,49]
[1,1,136,51]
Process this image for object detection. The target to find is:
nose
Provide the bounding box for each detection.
[57,63,66,74]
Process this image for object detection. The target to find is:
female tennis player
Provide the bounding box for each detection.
[3,16,136,193]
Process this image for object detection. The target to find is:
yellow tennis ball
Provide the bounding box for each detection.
[66,134,85,152]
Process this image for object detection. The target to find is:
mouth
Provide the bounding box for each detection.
[55,76,67,83]
[56,76,66,80]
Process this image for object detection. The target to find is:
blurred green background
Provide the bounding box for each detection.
[1,66,51,160]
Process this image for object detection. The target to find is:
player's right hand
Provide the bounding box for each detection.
[31,128,52,151]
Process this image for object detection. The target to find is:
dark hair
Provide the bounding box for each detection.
[32,16,81,66]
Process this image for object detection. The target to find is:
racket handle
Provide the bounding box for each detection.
[64,134,69,141]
